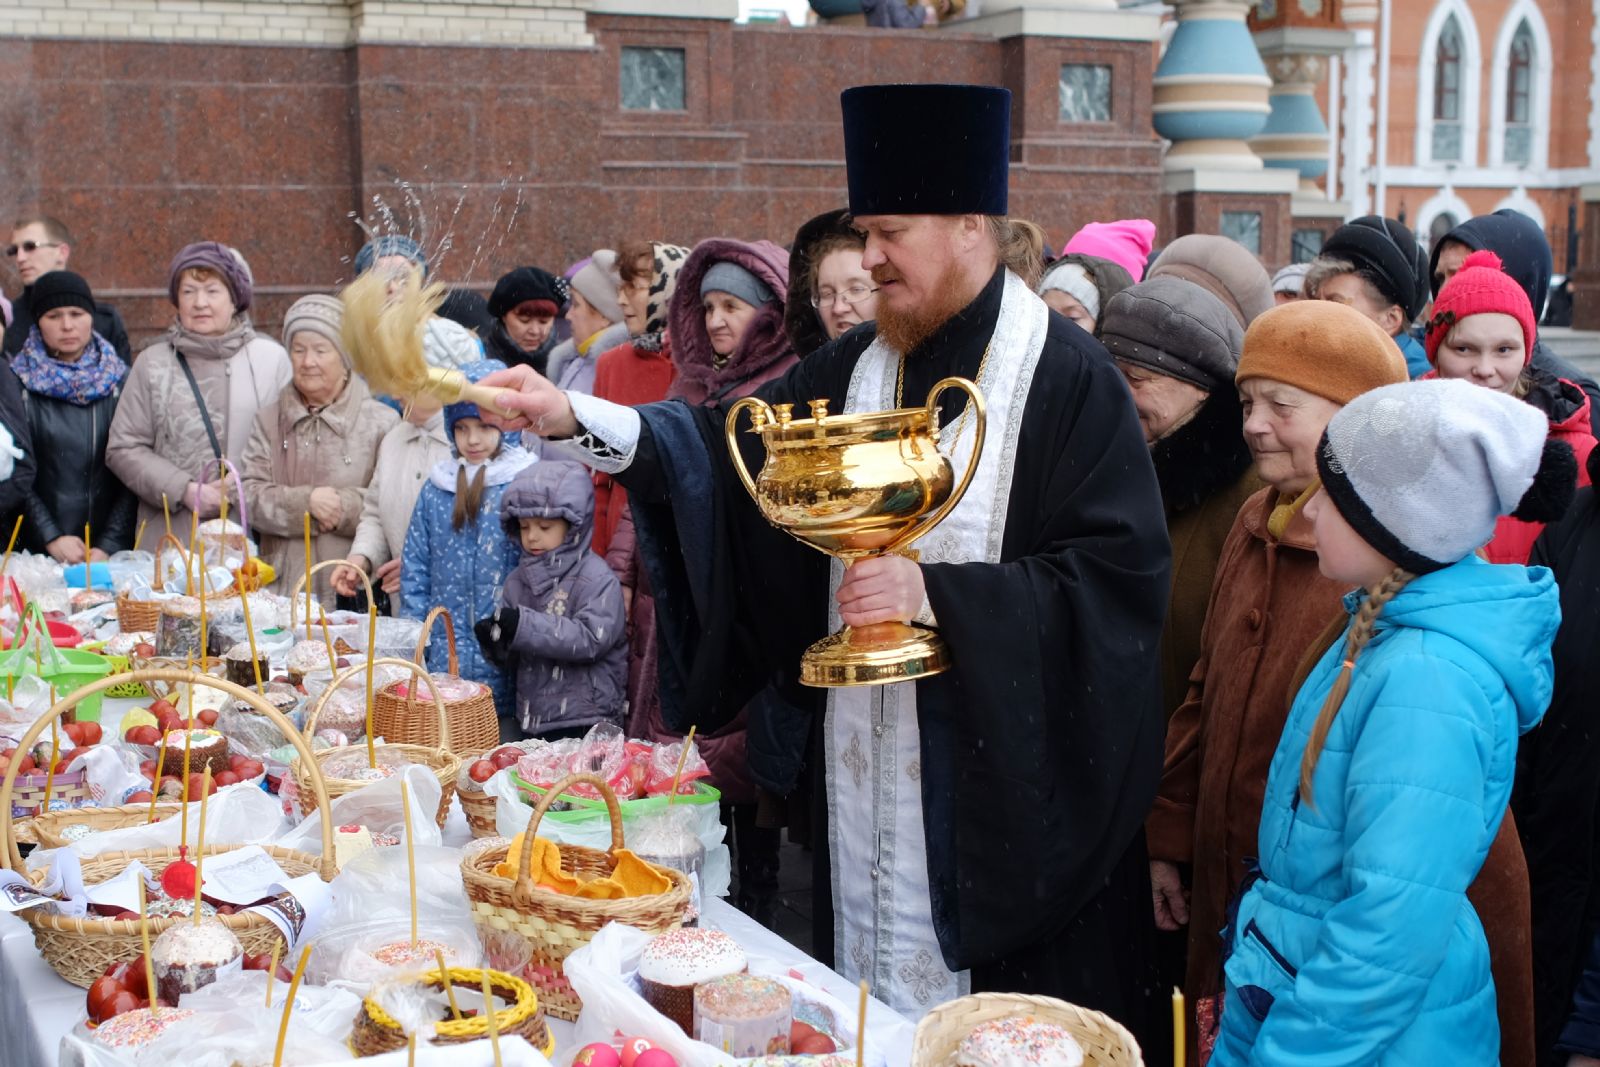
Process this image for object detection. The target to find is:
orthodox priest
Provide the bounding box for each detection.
[480,84,1171,1033]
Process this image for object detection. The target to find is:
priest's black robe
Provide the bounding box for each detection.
[616,266,1172,1042]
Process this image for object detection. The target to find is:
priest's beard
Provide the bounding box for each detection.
[873,258,976,355]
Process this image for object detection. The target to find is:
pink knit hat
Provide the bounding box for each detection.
[1062,219,1157,283]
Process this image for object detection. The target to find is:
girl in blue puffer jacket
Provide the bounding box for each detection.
[1211,378,1571,1066]
[399,359,534,724]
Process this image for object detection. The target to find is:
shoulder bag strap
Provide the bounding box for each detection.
[173,349,223,461]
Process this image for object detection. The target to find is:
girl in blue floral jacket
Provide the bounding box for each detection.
[399,359,534,721]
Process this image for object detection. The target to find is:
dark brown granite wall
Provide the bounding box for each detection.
[0,20,1165,348]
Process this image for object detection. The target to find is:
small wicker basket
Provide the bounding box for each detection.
[0,668,338,988]
[370,606,499,758]
[458,772,690,1022]
[14,800,182,848]
[292,657,462,828]
[350,966,554,1057]
[115,532,186,634]
[911,993,1144,1067]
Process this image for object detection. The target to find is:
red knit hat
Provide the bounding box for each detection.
[1424,249,1537,367]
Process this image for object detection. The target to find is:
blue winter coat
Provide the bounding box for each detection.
[1212,556,1558,1066]
[399,449,533,715]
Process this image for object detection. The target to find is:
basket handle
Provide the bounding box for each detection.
[414,606,459,676]
[511,772,624,907]
[197,456,250,540]
[304,655,452,752]
[149,532,189,595]
[289,558,377,634]
[0,667,338,878]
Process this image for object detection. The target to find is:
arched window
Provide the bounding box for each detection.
[1429,212,1460,250]
[1503,20,1534,164]
[1433,16,1463,161]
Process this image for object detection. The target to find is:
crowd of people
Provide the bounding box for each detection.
[3,79,1600,1066]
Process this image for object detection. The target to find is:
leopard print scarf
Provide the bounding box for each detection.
[633,242,689,353]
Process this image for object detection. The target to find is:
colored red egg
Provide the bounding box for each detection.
[572,1043,621,1067]
[631,1049,677,1067]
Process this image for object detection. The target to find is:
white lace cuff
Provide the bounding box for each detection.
[547,392,640,474]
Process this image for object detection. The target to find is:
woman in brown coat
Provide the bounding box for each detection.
[240,295,397,606]
[1146,300,1537,1066]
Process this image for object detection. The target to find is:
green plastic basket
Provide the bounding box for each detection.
[1,605,115,721]
[507,771,720,823]
[97,654,149,699]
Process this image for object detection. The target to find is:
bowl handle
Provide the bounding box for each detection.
[723,396,777,505]
[885,376,987,554]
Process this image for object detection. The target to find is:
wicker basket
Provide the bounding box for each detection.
[287,557,370,640]
[459,772,691,1022]
[6,768,93,820]
[115,533,186,634]
[128,654,227,703]
[0,668,338,988]
[292,657,462,829]
[350,966,554,1057]
[14,801,182,848]
[370,606,499,758]
[460,788,498,839]
[911,993,1144,1067]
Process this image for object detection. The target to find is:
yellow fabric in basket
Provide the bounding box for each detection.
[494,834,672,899]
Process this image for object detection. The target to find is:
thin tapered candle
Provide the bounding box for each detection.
[434,949,462,1019]
[272,944,313,1067]
[147,728,167,824]
[134,519,147,555]
[162,492,172,542]
[303,513,313,639]
[1173,986,1185,1067]
[1,514,23,583]
[481,969,502,1067]
[83,523,91,591]
[238,584,265,694]
[364,601,377,769]
[401,779,417,947]
[186,509,198,595]
[137,879,159,1017]
[265,941,281,1008]
[192,768,211,925]
[41,714,59,815]
[197,542,208,671]
[856,980,868,1067]
[667,726,697,806]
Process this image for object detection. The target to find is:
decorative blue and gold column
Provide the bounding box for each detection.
[1153,0,1274,171]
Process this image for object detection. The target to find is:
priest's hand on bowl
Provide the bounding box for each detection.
[478,364,578,438]
[836,555,925,627]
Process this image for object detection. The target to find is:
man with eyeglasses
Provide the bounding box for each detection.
[2,215,131,362]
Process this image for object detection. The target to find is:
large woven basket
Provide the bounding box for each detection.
[370,606,499,758]
[912,993,1144,1067]
[14,800,182,849]
[115,532,186,634]
[292,657,462,829]
[7,768,92,820]
[0,668,338,988]
[459,772,691,1022]
[350,966,554,1057]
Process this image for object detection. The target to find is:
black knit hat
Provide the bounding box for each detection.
[841,84,1011,216]
[29,271,94,317]
[1321,216,1430,322]
[488,266,568,320]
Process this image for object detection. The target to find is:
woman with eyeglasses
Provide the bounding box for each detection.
[783,209,879,357]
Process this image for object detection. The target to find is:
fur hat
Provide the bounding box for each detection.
[1319,215,1429,322]
[1317,378,1575,572]
[1424,250,1538,368]
[1099,277,1243,391]
[1236,300,1408,405]
[1148,235,1274,328]
[841,84,1010,215]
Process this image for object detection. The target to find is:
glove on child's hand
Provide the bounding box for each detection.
[474,607,519,668]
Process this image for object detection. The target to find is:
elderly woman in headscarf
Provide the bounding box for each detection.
[241,295,397,606]
[11,270,136,561]
[485,265,567,376]
[106,242,291,549]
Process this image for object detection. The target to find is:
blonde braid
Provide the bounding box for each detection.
[1298,567,1415,804]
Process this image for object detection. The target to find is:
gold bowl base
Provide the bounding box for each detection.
[799,623,951,688]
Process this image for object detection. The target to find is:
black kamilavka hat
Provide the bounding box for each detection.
[841,84,1011,217]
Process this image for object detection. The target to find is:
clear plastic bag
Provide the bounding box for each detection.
[278,765,442,856]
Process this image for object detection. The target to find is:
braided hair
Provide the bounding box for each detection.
[1298,567,1416,804]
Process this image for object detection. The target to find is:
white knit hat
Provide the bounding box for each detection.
[1316,378,1576,572]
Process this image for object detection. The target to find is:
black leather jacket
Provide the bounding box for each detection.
[19,382,137,553]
